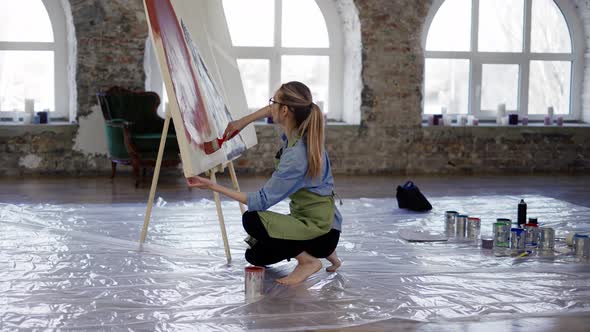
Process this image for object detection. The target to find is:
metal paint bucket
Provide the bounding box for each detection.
[573,234,590,258]
[481,238,494,249]
[510,228,526,250]
[456,215,468,238]
[538,227,555,251]
[493,222,510,248]
[467,217,481,239]
[445,211,458,237]
[524,223,539,248]
[245,266,265,302]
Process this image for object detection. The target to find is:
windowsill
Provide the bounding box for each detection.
[254,122,360,128]
[0,122,78,137]
[422,121,590,128]
[0,121,74,126]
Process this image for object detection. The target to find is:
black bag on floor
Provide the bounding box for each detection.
[396,181,432,212]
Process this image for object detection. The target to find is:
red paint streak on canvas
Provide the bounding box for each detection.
[145,0,210,148]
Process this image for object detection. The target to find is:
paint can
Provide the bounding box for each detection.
[481,238,494,249]
[538,227,555,251]
[445,211,458,237]
[524,223,539,248]
[493,222,511,248]
[510,228,526,250]
[467,217,481,239]
[573,234,590,258]
[245,266,265,302]
[455,214,468,238]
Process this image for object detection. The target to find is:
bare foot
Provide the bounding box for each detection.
[325,251,341,272]
[276,252,322,285]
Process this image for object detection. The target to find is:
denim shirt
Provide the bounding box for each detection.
[247,134,342,231]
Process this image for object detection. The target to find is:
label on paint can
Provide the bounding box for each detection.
[493,222,510,248]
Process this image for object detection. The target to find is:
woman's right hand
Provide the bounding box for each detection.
[223,119,246,140]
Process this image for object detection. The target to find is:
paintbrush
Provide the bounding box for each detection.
[203,130,239,154]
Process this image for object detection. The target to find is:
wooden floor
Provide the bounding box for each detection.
[1,173,589,332]
[1,173,589,208]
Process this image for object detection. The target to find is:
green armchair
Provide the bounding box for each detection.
[97,86,181,186]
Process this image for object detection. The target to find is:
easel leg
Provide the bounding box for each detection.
[139,109,171,244]
[227,162,246,215]
[210,170,232,263]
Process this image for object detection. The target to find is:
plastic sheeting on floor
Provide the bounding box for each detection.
[1,195,589,331]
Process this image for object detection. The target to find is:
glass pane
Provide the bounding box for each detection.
[528,61,571,114]
[222,0,274,47]
[531,0,572,53]
[0,0,53,42]
[282,0,329,48]
[0,51,54,113]
[481,64,519,111]
[237,59,270,110]
[425,0,471,52]
[424,59,470,114]
[478,0,524,52]
[281,56,329,115]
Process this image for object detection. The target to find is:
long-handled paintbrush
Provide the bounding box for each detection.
[203,130,239,155]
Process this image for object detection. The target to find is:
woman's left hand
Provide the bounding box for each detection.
[186,176,214,189]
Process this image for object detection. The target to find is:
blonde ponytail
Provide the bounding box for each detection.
[302,103,324,178]
[275,81,325,178]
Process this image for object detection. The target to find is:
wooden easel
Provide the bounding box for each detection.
[138,109,245,264]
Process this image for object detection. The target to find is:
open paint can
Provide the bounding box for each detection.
[467,217,481,239]
[245,266,265,302]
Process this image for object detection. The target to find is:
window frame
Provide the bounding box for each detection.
[0,0,71,121]
[225,0,344,121]
[422,0,584,122]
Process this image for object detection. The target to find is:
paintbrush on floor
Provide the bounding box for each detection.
[203,130,239,154]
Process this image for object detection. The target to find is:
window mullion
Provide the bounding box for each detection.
[469,0,479,116]
[269,0,282,95]
[519,0,532,116]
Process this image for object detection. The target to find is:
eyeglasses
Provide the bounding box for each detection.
[269,97,280,106]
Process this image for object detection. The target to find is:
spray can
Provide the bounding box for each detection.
[518,199,527,228]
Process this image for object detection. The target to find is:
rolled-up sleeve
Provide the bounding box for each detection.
[247,147,307,211]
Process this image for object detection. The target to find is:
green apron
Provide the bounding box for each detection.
[256,135,335,241]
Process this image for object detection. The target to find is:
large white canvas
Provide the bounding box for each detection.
[143,0,257,177]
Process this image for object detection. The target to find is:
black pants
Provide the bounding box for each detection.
[242,211,340,266]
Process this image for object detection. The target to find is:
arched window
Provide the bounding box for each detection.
[145,0,360,124]
[0,0,72,122]
[222,0,345,122]
[422,0,583,121]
